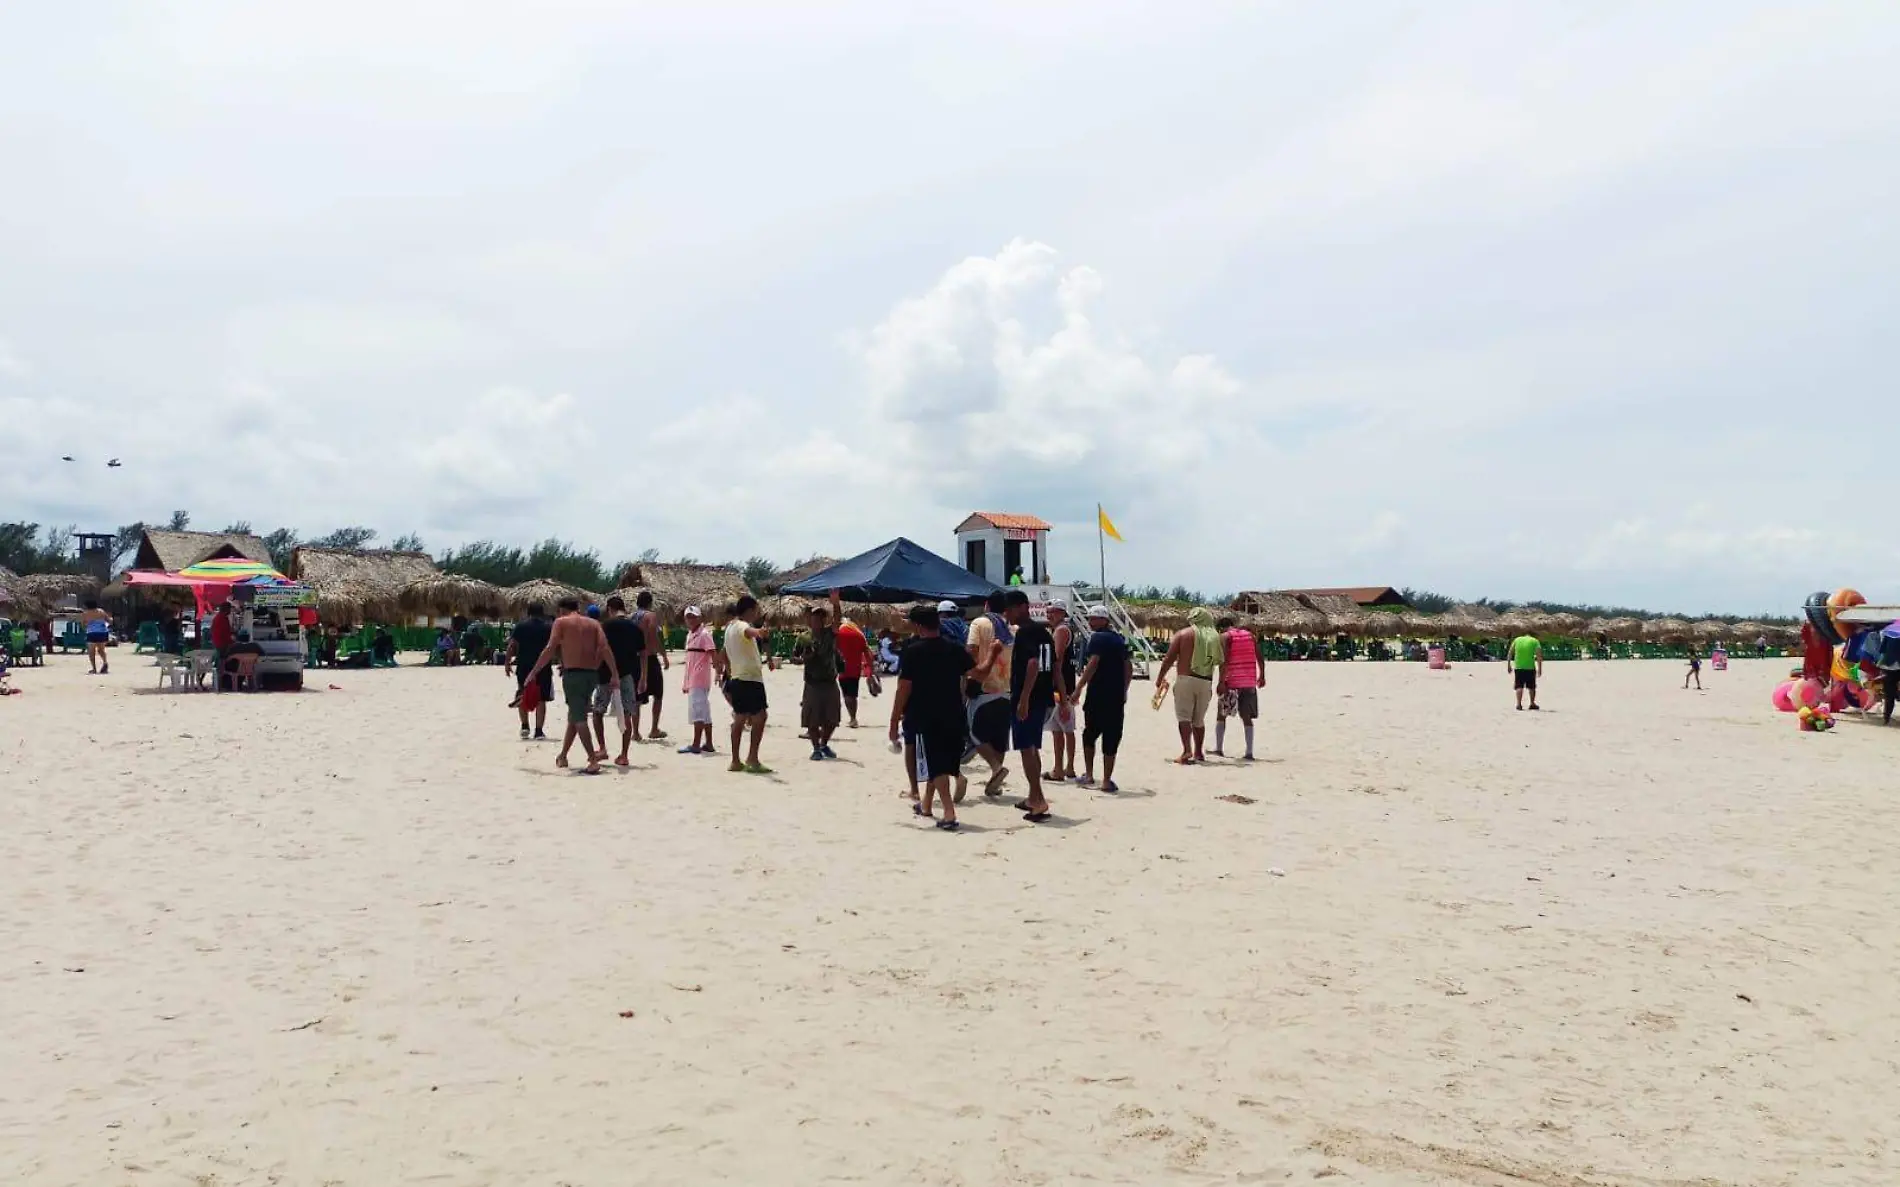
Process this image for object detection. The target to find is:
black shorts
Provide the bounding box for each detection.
[516,665,554,703]
[1083,701,1126,757]
[971,698,1011,753]
[1514,669,1537,691]
[916,727,965,781]
[838,676,860,699]
[728,678,768,717]
[638,656,663,702]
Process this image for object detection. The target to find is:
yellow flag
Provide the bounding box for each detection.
[1098,506,1124,542]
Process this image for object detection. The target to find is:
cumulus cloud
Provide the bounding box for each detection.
[852,239,1255,528]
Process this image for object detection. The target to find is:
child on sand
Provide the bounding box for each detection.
[1684,649,1703,690]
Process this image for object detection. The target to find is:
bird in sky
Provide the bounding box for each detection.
[60,455,74,462]
[106,458,122,468]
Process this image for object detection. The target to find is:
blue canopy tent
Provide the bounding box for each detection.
[780,537,1001,604]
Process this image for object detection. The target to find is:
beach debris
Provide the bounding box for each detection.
[62,967,85,973]
[283,1017,324,1032]
[1217,794,1255,805]
[668,983,703,993]
[1736,993,1753,1003]
[1267,867,1286,877]
[618,1010,636,1018]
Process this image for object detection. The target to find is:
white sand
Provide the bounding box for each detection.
[3,653,1897,1185]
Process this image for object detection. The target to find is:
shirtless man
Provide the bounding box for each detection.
[523,597,620,773]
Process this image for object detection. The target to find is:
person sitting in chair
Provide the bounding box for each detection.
[372,626,396,666]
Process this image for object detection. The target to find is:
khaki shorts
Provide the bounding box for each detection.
[1173,674,1214,725]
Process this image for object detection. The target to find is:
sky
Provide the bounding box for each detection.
[1,1,1894,615]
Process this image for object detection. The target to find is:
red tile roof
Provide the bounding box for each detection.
[964,512,1053,532]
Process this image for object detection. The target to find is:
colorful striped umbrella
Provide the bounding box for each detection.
[176,558,288,582]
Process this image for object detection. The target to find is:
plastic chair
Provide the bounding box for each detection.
[186,649,218,689]
[135,621,161,654]
[220,653,260,693]
[156,653,192,691]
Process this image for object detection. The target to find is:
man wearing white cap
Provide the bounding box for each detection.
[936,600,968,648]
[680,605,719,755]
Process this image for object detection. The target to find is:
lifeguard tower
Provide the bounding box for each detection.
[953,510,1154,677]
[955,512,1051,586]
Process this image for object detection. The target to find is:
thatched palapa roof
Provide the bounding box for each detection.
[1294,592,1369,635]
[1643,617,1694,643]
[133,529,273,574]
[611,563,752,622]
[289,547,440,623]
[765,557,841,594]
[400,573,506,618]
[1230,593,1326,635]
[503,577,600,616]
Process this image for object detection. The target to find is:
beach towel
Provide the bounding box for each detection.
[518,674,545,713]
[1187,607,1223,678]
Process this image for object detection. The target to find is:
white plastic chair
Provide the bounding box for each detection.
[156,654,191,691]
[186,649,217,690]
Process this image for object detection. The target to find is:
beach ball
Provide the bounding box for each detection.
[1829,588,1866,638]
[1771,680,1797,712]
[1791,679,1823,709]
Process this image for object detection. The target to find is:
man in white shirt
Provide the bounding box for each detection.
[722,594,773,774]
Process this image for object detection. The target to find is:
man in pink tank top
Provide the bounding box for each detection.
[1213,617,1266,760]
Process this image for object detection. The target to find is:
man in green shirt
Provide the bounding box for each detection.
[1510,633,1543,710]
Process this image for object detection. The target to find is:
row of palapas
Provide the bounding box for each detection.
[5,558,1795,645]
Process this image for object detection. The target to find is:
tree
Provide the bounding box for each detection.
[390,532,425,553]
[262,528,300,574]
[308,526,377,550]
[0,522,78,575]
[111,522,146,570]
[222,521,252,534]
[671,555,699,565]
[167,510,191,532]
[739,556,779,595]
[637,547,661,563]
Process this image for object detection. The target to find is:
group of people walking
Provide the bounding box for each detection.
[500,589,1281,823]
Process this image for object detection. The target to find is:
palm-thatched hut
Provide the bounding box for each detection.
[1643,617,1694,643]
[1231,592,1325,636]
[9,572,103,618]
[1293,592,1370,636]
[1594,616,1645,642]
[502,577,600,617]
[1690,619,1731,645]
[399,573,506,618]
[765,557,841,594]
[0,564,20,616]
[610,562,752,623]
[290,547,441,624]
[132,528,273,573]
[1545,612,1589,637]
[754,595,812,629]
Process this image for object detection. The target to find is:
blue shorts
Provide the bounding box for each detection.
[1011,703,1050,752]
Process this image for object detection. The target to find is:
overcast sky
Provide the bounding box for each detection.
[2,1,1893,613]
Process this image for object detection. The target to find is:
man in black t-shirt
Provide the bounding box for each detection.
[1005,590,1055,822]
[505,602,554,740]
[891,604,982,831]
[1074,605,1133,793]
[591,595,648,766]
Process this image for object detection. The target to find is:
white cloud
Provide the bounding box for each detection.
[1,2,1893,613]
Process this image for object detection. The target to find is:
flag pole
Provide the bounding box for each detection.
[1097,503,1107,595]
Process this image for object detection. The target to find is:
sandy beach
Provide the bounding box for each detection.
[3,654,1896,1186]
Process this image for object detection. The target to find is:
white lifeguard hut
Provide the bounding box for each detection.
[954,511,1052,587]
